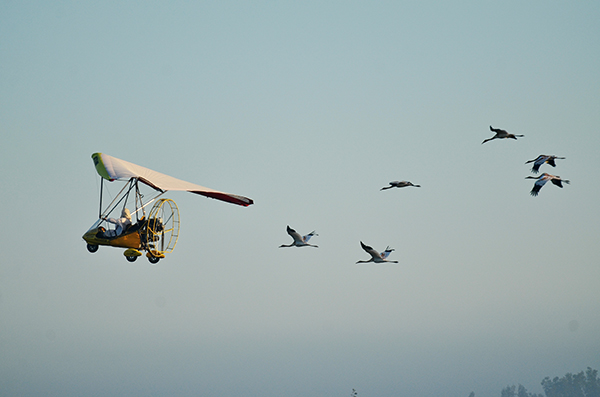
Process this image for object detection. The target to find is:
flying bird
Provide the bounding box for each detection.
[525,173,570,196]
[381,181,421,190]
[279,225,318,248]
[482,125,524,144]
[356,241,398,264]
[525,155,565,174]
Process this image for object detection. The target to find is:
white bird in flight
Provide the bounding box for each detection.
[525,173,570,196]
[482,125,524,144]
[381,181,421,190]
[356,241,398,264]
[525,155,565,174]
[279,226,318,248]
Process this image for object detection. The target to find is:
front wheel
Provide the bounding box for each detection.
[126,256,138,262]
[87,244,99,253]
[148,256,160,264]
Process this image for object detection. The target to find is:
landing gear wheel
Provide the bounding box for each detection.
[126,256,138,262]
[148,256,160,264]
[87,244,99,253]
[146,199,180,259]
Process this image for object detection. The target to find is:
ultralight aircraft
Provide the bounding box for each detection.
[83,153,253,263]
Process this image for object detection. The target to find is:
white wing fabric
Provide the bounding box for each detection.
[92,152,253,206]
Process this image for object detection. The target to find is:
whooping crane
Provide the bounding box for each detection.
[525,155,565,174]
[356,241,398,264]
[525,173,570,196]
[279,225,318,248]
[482,126,524,144]
[381,181,421,190]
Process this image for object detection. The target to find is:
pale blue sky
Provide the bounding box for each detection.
[1,1,599,396]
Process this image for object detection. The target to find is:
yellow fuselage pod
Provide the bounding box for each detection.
[82,228,141,249]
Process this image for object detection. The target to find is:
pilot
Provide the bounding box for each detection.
[105,208,132,237]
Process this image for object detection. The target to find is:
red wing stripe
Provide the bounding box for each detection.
[190,191,254,207]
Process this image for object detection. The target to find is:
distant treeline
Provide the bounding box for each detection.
[351,367,600,397]
[476,367,600,397]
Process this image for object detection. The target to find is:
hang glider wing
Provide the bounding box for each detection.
[92,152,253,207]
